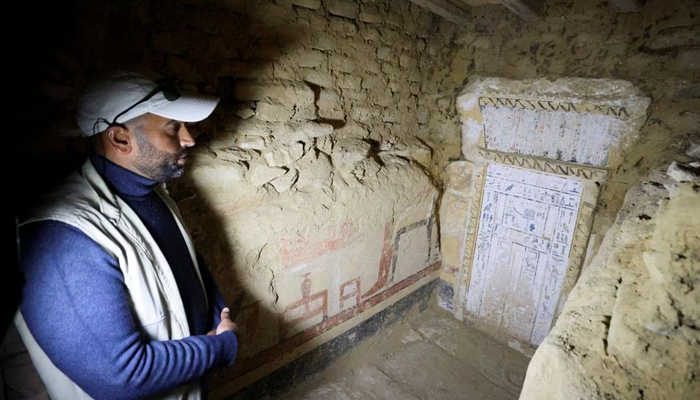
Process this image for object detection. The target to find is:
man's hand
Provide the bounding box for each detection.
[207,307,240,336]
[216,307,240,335]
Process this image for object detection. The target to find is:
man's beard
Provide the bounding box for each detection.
[133,128,187,182]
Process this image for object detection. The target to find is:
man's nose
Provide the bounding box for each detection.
[180,125,196,148]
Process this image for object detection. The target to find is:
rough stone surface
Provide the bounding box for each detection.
[520,151,700,400]
[8,0,700,399]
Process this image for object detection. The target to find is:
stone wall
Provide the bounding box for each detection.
[433,0,699,346]
[9,0,453,397]
[430,0,700,397]
[519,147,700,400]
[432,0,700,264]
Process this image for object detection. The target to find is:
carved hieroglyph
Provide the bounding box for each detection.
[466,163,584,345]
[445,77,650,352]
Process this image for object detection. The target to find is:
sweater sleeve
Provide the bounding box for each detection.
[18,221,238,400]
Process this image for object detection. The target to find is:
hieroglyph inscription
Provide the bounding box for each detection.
[465,163,582,345]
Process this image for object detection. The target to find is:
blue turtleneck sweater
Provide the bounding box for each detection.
[17,152,237,400]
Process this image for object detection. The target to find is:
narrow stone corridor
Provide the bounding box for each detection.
[277,304,530,400]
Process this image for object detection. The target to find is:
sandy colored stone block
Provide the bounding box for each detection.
[359,4,384,23]
[303,70,335,88]
[520,170,700,400]
[247,161,287,186]
[270,168,299,193]
[256,101,294,122]
[262,142,305,167]
[440,235,463,272]
[292,50,326,68]
[325,0,359,19]
[295,149,333,190]
[444,161,474,192]
[439,191,469,235]
[291,0,320,9]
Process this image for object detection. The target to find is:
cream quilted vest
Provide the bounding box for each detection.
[12,159,207,400]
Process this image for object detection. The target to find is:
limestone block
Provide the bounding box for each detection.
[456,77,651,166]
[291,0,321,9]
[364,58,382,74]
[273,122,333,143]
[256,101,294,122]
[330,56,356,74]
[330,17,358,36]
[232,102,256,119]
[324,0,359,19]
[687,141,700,158]
[270,168,299,193]
[331,139,371,170]
[247,161,287,186]
[377,46,394,61]
[236,135,270,150]
[362,27,381,42]
[341,89,368,102]
[233,81,269,102]
[362,75,387,91]
[318,89,344,120]
[349,106,380,123]
[262,142,305,167]
[645,25,699,51]
[386,10,403,28]
[315,136,334,155]
[273,0,293,8]
[295,149,333,189]
[520,169,700,400]
[444,161,474,192]
[417,106,428,124]
[382,110,397,123]
[399,53,415,69]
[667,161,699,183]
[312,34,336,51]
[359,4,383,23]
[379,29,403,47]
[378,139,432,168]
[668,49,700,75]
[337,74,362,90]
[303,70,334,88]
[234,82,315,107]
[371,88,395,107]
[189,159,246,189]
[292,50,326,68]
[381,62,401,78]
[440,192,467,282]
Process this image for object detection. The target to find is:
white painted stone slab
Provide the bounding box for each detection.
[465,163,582,345]
[481,105,626,167]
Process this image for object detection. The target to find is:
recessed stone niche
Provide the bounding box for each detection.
[438,76,650,354]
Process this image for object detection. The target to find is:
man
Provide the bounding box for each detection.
[6,70,239,400]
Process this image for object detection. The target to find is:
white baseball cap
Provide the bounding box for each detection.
[76,70,220,137]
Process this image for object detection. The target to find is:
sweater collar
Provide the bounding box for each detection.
[89,151,158,198]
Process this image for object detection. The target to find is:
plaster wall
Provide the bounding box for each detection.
[10,0,450,397]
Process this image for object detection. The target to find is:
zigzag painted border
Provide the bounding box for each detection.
[478,96,630,119]
[453,165,486,318]
[476,149,609,181]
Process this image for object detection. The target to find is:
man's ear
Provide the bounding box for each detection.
[104,125,133,154]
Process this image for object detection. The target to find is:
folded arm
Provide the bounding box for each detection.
[18,221,238,400]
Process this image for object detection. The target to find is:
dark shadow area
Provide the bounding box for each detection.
[5,0,300,396]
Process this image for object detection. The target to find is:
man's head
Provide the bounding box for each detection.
[76,70,219,181]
